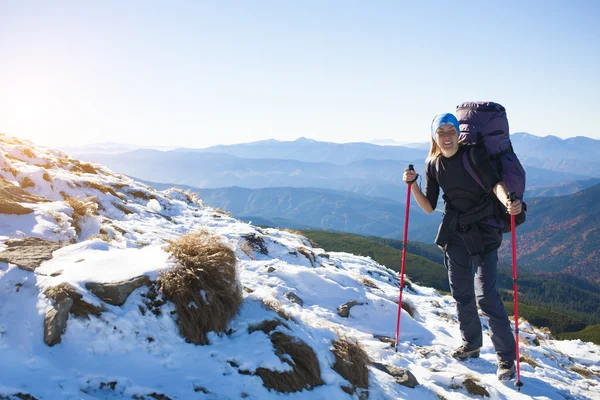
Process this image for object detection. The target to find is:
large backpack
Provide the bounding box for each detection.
[455,101,526,231]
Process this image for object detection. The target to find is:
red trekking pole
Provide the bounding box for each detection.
[509,192,524,390]
[395,164,414,352]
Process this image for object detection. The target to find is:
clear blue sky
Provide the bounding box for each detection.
[0,0,598,148]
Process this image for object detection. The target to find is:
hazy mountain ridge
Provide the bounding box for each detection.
[498,183,600,282]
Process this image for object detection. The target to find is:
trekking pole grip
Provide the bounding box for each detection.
[508,192,516,202]
[407,164,415,185]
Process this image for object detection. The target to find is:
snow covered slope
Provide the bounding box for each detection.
[0,133,599,400]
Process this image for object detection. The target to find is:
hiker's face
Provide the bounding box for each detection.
[436,124,459,154]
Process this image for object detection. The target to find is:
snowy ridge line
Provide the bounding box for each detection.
[0,133,598,399]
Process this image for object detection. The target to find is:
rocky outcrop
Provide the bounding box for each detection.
[372,363,419,388]
[337,300,364,317]
[285,291,304,307]
[44,297,73,346]
[0,237,64,271]
[85,275,151,306]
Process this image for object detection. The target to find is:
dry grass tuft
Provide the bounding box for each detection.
[568,365,592,379]
[113,202,134,215]
[71,160,99,174]
[5,153,26,163]
[248,319,287,335]
[44,283,102,318]
[113,183,130,189]
[297,247,316,267]
[261,299,295,322]
[85,181,119,197]
[128,189,156,201]
[538,327,553,339]
[158,230,241,345]
[42,172,51,182]
[361,278,380,290]
[88,233,111,242]
[463,377,489,397]
[331,338,370,394]
[20,177,35,189]
[255,332,324,393]
[520,354,539,369]
[182,189,203,206]
[22,147,36,158]
[62,194,98,236]
[212,207,231,216]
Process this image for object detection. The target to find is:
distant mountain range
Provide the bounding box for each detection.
[142,182,441,242]
[74,139,596,202]
[67,133,600,178]
[498,183,600,282]
[511,133,600,177]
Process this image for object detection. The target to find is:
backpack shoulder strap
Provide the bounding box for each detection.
[461,146,487,192]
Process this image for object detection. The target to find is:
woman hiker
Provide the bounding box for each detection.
[403,113,521,381]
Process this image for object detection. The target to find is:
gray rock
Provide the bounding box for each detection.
[285,291,304,307]
[337,300,364,318]
[0,237,64,271]
[44,297,73,346]
[371,362,419,388]
[85,275,151,306]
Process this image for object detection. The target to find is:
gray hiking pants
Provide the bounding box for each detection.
[444,230,516,363]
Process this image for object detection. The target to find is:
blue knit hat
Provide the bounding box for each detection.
[431,113,459,138]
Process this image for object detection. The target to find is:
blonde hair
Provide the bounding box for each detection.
[426,137,442,162]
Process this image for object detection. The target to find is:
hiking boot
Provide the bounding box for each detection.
[497,361,516,380]
[451,345,480,360]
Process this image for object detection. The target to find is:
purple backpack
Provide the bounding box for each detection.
[456,101,527,230]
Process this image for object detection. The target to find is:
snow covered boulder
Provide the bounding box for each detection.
[0,237,65,271]
[85,275,151,306]
[158,230,242,345]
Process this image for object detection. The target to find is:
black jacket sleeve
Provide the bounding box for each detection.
[424,159,440,210]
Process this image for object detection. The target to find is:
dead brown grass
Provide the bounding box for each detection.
[331,338,369,394]
[85,181,119,197]
[44,283,102,318]
[159,230,241,345]
[297,247,316,266]
[71,160,99,174]
[463,377,489,397]
[182,189,203,206]
[568,365,592,379]
[113,202,134,215]
[22,147,36,158]
[113,183,130,189]
[128,189,156,201]
[20,177,35,188]
[361,278,380,290]
[88,233,111,242]
[42,172,51,182]
[538,327,553,339]
[520,354,539,369]
[5,153,26,163]
[255,332,324,393]
[248,319,287,335]
[212,207,231,216]
[63,194,98,235]
[261,299,295,322]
